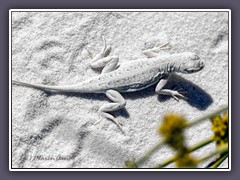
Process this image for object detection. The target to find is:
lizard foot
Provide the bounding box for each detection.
[170,90,188,101]
[143,41,171,58]
[154,41,171,50]
[157,89,188,101]
[98,111,125,134]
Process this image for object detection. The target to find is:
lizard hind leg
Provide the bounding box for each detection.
[97,89,126,133]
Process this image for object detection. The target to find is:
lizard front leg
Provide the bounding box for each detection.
[90,36,119,74]
[97,89,126,133]
[155,74,187,101]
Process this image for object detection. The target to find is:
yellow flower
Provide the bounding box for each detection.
[211,112,228,147]
[158,114,187,151]
[125,160,138,168]
[176,152,197,168]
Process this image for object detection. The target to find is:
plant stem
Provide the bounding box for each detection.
[136,140,165,166]
[186,105,228,128]
[208,152,229,168]
[197,145,228,164]
[188,136,215,152]
[153,136,214,168]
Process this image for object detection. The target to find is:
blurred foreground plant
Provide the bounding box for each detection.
[125,106,228,168]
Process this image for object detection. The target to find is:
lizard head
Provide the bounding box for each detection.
[177,52,205,74]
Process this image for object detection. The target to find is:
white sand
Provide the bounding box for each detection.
[11,11,229,169]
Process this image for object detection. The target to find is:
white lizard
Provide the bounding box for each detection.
[13,37,205,133]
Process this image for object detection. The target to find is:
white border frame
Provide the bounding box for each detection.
[9,9,231,171]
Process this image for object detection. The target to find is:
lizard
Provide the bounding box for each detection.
[13,37,205,133]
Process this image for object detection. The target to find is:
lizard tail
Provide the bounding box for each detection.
[12,80,75,93]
